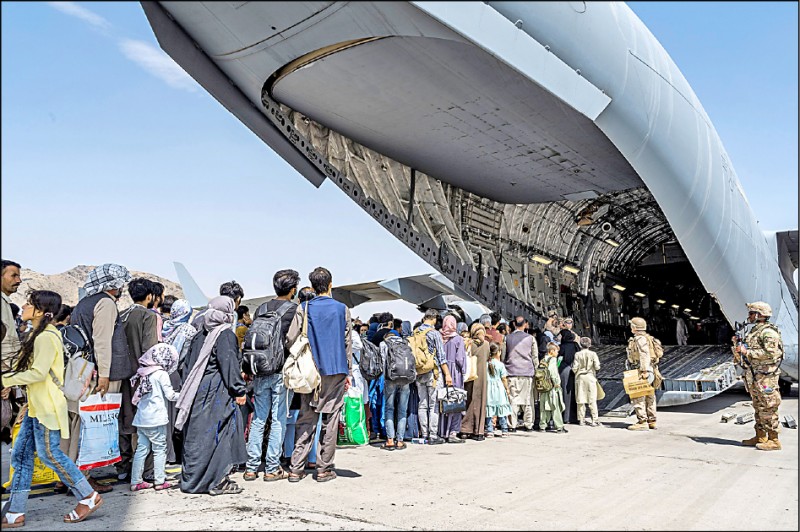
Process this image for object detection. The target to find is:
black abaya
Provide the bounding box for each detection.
[180,328,247,494]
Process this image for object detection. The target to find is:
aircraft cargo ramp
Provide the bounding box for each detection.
[595,345,738,415]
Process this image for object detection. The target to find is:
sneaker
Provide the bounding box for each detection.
[427,436,446,445]
[130,482,154,492]
[485,432,495,438]
[447,435,465,444]
[117,471,129,481]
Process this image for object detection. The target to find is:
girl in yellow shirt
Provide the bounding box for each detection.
[1,290,103,527]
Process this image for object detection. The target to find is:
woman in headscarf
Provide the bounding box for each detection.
[438,315,467,443]
[176,296,247,495]
[460,323,489,441]
[400,321,412,339]
[161,298,197,464]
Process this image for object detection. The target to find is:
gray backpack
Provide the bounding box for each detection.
[242,301,293,376]
[384,335,417,385]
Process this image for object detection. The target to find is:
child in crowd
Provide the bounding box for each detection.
[130,343,181,491]
[539,343,567,433]
[485,342,512,437]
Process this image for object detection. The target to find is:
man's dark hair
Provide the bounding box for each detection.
[128,278,153,303]
[151,281,164,298]
[160,294,177,314]
[393,318,402,331]
[273,269,300,297]
[378,312,394,326]
[423,308,439,321]
[498,323,508,335]
[55,304,72,323]
[369,314,380,324]
[1,260,21,273]
[147,281,165,309]
[236,305,250,320]
[309,267,332,294]
[513,315,526,330]
[298,286,316,303]
[490,312,501,326]
[219,280,244,301]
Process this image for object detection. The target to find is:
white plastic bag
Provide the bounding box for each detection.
[76,393,122,470]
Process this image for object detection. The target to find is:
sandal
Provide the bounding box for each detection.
[287,472,306,483]
[242,471,258,482]
[1,513,25,528]
[88,477,113,494]
[263,468,289,482]
[380,442,395,451]
[208,479,243,496]
[395,442,407,450]
[63,491,103,523]
[315,470,337,483]
[154,481,177,491]
[130,482,154,492]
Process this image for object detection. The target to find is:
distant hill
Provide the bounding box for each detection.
[10,266,184,309]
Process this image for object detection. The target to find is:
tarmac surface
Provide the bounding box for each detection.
[2,387,797,531]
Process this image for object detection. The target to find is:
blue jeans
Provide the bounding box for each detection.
[486,415,509,433]
[284,410,321,461]
[132,425,167,485]
[246,373,292,473]
[8,414,93,514]
[384,380,411,441]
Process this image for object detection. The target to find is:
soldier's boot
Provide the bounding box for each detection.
[627,421,649,431]
[648,422,657,430]
[755,431,781,451]
[741,428,767,447]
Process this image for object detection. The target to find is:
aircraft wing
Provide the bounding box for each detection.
[174,261,489,320]
[333,273,476,309]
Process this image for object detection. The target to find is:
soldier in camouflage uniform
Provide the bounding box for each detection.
[626,317,658,431]
[733,301,784,451]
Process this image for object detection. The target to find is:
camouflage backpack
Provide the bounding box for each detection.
[646,335,664,366]
[534,358,554,392]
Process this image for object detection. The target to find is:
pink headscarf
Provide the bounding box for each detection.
[441,315,458,343]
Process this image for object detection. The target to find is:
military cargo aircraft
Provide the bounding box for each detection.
[143,2,797,411]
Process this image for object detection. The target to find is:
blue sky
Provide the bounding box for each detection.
[2,2,797,320]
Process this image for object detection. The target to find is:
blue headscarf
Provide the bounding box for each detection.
[401,321,412,338]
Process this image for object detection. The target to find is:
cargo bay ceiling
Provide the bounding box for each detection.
[150,1,681,320]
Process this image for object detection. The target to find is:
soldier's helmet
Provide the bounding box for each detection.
[746,301,772,317]
[629,317,647,331]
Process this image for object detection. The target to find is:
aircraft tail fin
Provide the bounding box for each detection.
[173,262,210,308]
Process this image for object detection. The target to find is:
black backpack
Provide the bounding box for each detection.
[359,338,383,380]
[385,335,417,385]
[242,301,293,376]
[60,323,93,365]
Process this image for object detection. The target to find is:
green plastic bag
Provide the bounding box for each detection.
[338,392,368,446]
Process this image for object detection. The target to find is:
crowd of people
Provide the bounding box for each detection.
[0,259,632,528]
